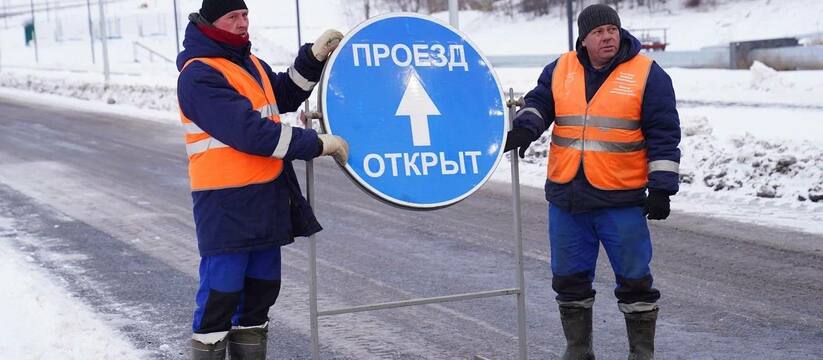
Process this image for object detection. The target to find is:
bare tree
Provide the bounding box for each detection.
[521,0,551,17]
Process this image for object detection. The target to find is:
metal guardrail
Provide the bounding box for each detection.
[488,49,729,69]
[487,54,554,68]
[132,41,173,64]
[648,49,729,69]
[0,64,141,76]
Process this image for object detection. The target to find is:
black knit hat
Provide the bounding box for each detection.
[577,4,621,39]
[200,0,248,24]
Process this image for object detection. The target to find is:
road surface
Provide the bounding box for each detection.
[0,97,821,359]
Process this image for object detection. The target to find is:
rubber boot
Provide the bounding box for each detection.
[625,308,658,360]
[191,339,227,360]
[559,305,595,360]
[228,326,268,360]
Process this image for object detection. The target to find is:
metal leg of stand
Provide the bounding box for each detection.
[303,86,528,358]
[293,2,321,358]
[508,88,528,360]
[304,97,320,360]
[309,233,320,360]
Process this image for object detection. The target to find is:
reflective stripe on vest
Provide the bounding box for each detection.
[180,55,285,191]
[548,52,653,190]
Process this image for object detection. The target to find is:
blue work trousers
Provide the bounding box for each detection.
[192,247,282,334]
[549,205,660,306]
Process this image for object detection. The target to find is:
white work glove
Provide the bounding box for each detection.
[318,134,349,166]
[311,29,344,62]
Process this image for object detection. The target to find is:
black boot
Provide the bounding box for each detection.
[625,308,658,360]
[228,326,268,360]
[559,305,595,360]
[191,339,227,360]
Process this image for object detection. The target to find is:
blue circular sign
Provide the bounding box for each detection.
[321,13,508,210]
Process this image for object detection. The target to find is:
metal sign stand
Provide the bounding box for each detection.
[508,89,528,360]
[292,2,322,359]
[302,90,527,359]
[294,3,527,359]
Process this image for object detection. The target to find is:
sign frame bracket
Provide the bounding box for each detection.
[303,90,528,360]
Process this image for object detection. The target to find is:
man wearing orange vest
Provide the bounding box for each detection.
[176,1,348,359]
[505,4,680,360]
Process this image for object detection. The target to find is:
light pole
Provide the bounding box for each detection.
[448,0,458,28]
[86,0,95,63]
[98,0,110,84]
[173,0,180,54]
[3,0,8,28]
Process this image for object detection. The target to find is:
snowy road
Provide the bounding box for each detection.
[1,97,822,359]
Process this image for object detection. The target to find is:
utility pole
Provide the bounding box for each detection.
[3,0,8,28]
[98,0,110,85]
[173,0,181,54]
[86,0,95,63]
[448,0,458,28]
[30,0,39,63]
[0,24,4,73]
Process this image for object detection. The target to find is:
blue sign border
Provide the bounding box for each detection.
[319,13,509,210]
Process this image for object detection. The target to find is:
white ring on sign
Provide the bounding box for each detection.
[320,13,509,210]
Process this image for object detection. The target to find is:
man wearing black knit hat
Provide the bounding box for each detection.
[177,1,349,359]
[504,4,681,360]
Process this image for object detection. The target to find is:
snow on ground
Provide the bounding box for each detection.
[0,216,145,360]
[2,62,822,235]
[446,0,823,55]
[496,61,823,107]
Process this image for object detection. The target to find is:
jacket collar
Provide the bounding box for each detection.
[575,29,642,74]
[177,21,252,71]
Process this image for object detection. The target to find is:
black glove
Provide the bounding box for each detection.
[504,127,534,159]
[644,190,671,220]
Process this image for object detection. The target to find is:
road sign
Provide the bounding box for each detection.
[321,13,508,210]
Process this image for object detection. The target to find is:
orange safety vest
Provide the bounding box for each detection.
[547,52,653,190]
[180,55,284,191]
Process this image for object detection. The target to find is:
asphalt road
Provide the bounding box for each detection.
[1,96,821,359]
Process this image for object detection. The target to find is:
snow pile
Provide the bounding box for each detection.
[749,61,792,92]
[679,115,823,202]
[0,218,145,360]
[510,116,823,204]
[0,72,177,112]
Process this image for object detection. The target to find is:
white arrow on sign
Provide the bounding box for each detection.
[395,69,440,147]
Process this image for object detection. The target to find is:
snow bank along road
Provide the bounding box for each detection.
[0,96,821,359]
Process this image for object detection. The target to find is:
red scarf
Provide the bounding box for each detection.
[197,24,249,47]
